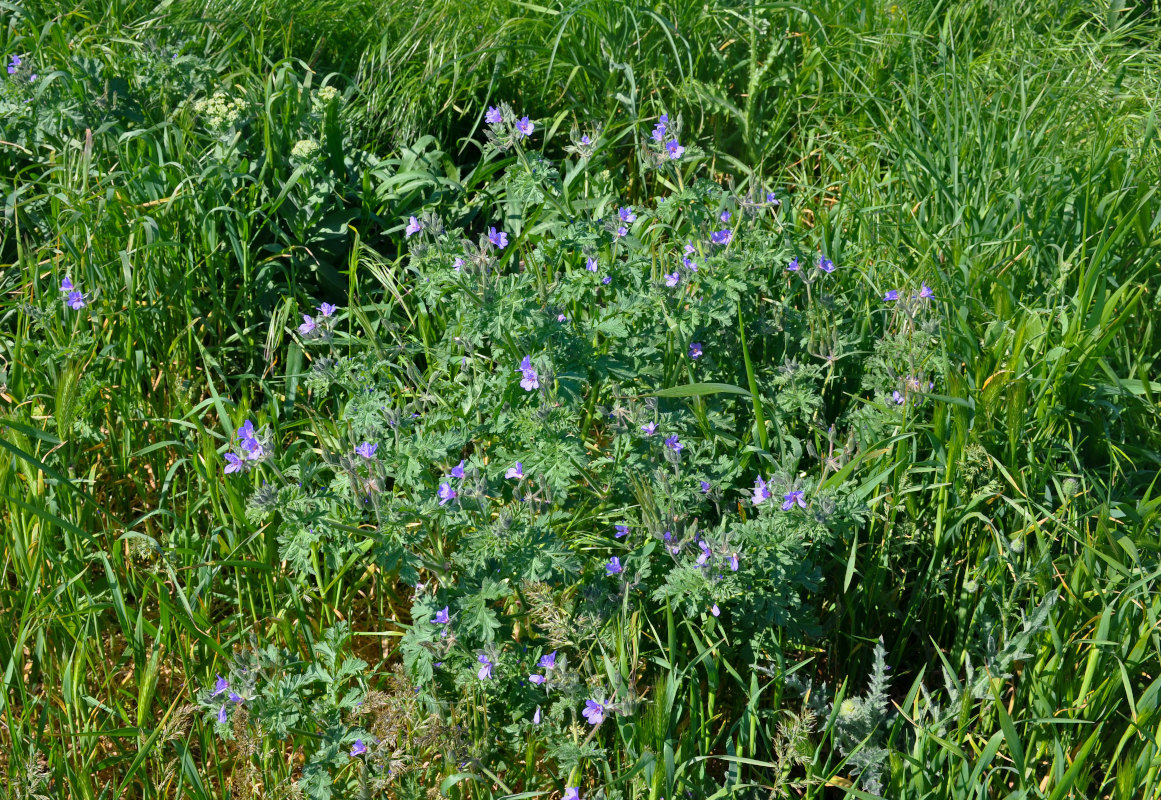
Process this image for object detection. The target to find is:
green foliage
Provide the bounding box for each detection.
[2,1,1161,799]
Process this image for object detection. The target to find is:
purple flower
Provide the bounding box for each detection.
[450,460,466,479]
[217,706,228,724]
[564,789,581,800]
[66,291,87,310]
[453,257,464,271]
[641,422,657,436]
[710,229,732,246]
[228,691,245,703]
[519,355,540,391]
[586,256,599,272]
[60,277,75,291]
[616,225,628,238]
[485,106,503,125]
[350,739,367,757]
[787,257,800,271]
[318,302,338,317]
[666,140,685,159]
[700,480,711,493]
[211,675,229,697]
[405,216,422,237]
[766,192,777,203]
[241,435,264,456]
[781,490,807,511]
[580,134,591,145]
[689,342,702,359]
[917,283,934,299]
[488,227,508,249]
[241,438,265,460]
[298,315,316,336]
[433,606,450,624]
[752,476,772,506]
[224,453,244,474]
[355,442,378,459]
[557,313,567,322]
[651,115,668,142]
[606,556,623,575]
[711,603,720,617]
[817,256,835,273]
[539,651,557,669]
[7,55,21,75]
[602,275,612,285]
[505,462,524,480]
[696,540,711,565]
[614,524,629,538]
[582,699,607,725]
[665,435,683,453]
[477,654,494,680]
[235,421,263,460]
[529,673,546,685]
[883,289,899,302]
[720,210,731,223]
[619,206,636,223]
[515,116,534,137]
[892,390,905,405]
[664,272,680,287]
[438,482,457,505]
[533,706,542,724]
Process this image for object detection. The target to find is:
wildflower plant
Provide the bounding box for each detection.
[198,102,966,798]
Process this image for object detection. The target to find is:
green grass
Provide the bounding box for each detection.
[2,0,1160,797]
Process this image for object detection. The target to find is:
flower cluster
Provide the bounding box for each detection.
[750,476,809,511]
[882,283,934,306]
[483,102,537,151]
[297,302,339,339]
[290,138,320,159]
[207,673,246,724]
[223,419,268,474]
[59,277,87,310]
[6,53,34,80]
[518,355,540,391]
[436,455,486,507]
[192,91,246,131]
[647,113,685,163]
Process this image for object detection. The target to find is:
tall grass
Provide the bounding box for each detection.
[1,0,1160,797]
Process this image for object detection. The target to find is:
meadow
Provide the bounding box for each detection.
[2,0,1160,798]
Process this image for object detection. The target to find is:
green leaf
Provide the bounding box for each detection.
[652,382,751,398]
